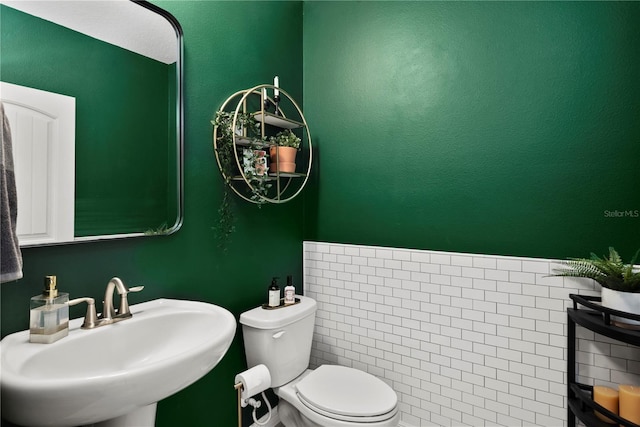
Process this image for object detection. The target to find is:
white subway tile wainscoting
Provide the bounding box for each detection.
[303,242,640,427]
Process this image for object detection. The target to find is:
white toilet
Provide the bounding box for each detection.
[240,296,400,427]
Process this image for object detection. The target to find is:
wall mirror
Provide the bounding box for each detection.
[0,0,183,246]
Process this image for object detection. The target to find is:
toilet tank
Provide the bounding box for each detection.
[239,296,317,387]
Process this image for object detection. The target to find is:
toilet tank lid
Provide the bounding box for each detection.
[240,295,317,329]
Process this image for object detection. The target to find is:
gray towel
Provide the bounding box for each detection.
[1,102,23,283]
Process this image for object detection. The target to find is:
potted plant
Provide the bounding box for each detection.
[269,129,301,173]
[553,247,640,327]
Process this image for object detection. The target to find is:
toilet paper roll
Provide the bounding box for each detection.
[235,364,272,400]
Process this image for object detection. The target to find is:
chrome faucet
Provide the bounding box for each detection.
[68,277,144,329]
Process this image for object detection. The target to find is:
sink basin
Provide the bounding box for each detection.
[1,298,236,427]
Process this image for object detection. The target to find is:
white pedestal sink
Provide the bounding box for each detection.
[1,299,236,427]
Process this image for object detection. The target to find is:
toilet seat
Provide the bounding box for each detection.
[295,365,398,423]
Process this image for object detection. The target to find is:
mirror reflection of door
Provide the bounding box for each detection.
[1,82,75,246]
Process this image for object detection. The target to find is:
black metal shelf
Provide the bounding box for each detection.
[568,294,640,427]
[568,383,640,427]
[569,294,640,347]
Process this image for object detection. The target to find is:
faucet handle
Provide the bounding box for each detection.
[68,297,98,329]
[117,285,144,318]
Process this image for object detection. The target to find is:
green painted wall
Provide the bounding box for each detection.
[0,5,173,235]
[3,1,640,426]
[0,1,303,426]
[303,1,640,260]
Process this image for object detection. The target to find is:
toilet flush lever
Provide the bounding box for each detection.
[272,331,286,339]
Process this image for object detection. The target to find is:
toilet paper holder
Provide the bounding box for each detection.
[233,381,273,427]
[234,381,269,408]
[234,365,273,426]
[234,364,271,405]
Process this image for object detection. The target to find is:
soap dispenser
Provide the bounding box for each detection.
[268,277,280,308]
[284,275,295,305]
[29,276,69,343]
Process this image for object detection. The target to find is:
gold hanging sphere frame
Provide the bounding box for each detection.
[213,84,312,204]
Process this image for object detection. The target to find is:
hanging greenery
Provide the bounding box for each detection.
[212,111,271,248]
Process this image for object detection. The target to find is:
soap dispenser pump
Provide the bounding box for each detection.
[29,275,69,343]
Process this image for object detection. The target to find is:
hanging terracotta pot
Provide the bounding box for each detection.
[269,146,297,173]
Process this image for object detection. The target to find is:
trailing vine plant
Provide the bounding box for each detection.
[212,110,271,249]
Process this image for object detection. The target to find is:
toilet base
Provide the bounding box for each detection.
[279,400,321,427]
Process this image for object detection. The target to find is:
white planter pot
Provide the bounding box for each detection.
[601,287,640,328]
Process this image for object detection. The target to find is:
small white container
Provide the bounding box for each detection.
[284,275,295,305]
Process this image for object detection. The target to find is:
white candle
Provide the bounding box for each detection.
[274,76,279,97]
[263,88,267,101]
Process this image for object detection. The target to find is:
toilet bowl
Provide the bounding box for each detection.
[239,296,400,427]
[276,367,400,427]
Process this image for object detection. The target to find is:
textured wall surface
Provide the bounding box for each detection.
[303,1,640,259]
[0,2,304,427]
[3,2,639,426]
[304,241,640,427]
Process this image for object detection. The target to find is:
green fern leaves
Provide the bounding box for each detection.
[553,247,640,292]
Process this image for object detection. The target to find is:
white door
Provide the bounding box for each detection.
[0,81,75,246]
